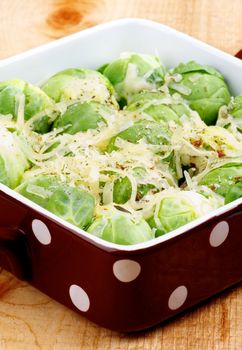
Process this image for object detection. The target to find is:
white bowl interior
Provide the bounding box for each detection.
[0,19,242,94]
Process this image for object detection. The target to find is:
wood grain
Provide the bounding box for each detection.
[0,0,242,349]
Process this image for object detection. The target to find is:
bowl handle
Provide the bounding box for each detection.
[235,50,242,59]
[0,227,30,280]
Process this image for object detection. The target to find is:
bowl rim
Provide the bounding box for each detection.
[1,18,242,68]
[1,17,242,252]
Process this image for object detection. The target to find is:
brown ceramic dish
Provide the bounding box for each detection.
[0,19,242,332]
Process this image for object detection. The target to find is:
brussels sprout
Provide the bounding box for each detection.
[0,128,29,188]
[0,80,25,116]
[127,91,192,125]
[107,119,171,152]
[217,95,242,138]
[41,68,118,108]
[101,53,166,104]
[170,61,231,125]
[53,101,114,134]
[229,95,242,119]
[101,164,172,206]
[16,175,95,229]
[112,173,156,205]
[174,123,242,178]
[225,180,242,204]
[146,190,217,236]
[87,207,154,245]
[137,183,156,199]
[0,79,56,133]
[199,163,242,197]
[113,176,132,204]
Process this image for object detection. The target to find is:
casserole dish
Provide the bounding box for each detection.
[0,18,241,332]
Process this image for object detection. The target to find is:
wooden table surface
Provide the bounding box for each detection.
[0,0,242,349]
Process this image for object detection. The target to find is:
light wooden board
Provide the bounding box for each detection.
[0,0,242,349]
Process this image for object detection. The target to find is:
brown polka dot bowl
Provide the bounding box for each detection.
[0,19,242,332]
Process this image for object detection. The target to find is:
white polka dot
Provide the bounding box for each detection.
[168,285,188,310]
[113,259,141,282]
[69,285,90,312]
[32,219,51,245]
[209,221,229,247]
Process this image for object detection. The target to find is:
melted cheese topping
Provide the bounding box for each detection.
[1,64,241,227]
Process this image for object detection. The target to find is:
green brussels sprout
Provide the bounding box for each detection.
[225,180,242,204]
[107,119,171,152]
[229,95,242,119]
[137,183,156,199]
[41,68,118,108]
[87,207,154,245]
[0,128,29,188]
[101,164,173,206]
[170,61,231,125]
[53,101,114,134]
[146,190,217,236]
[112,172,156,205]
[172,123,242,178]
[16,175,95,229]
[101,53,166,104]
[217,95,242,138]
[126,91,192,125]
[199,163,242,197]
[0,79,56,133]
[0,80,25,116]
[17,175,61,208]
[113,176,132,204]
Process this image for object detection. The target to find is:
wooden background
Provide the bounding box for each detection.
[0,0,242,349]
